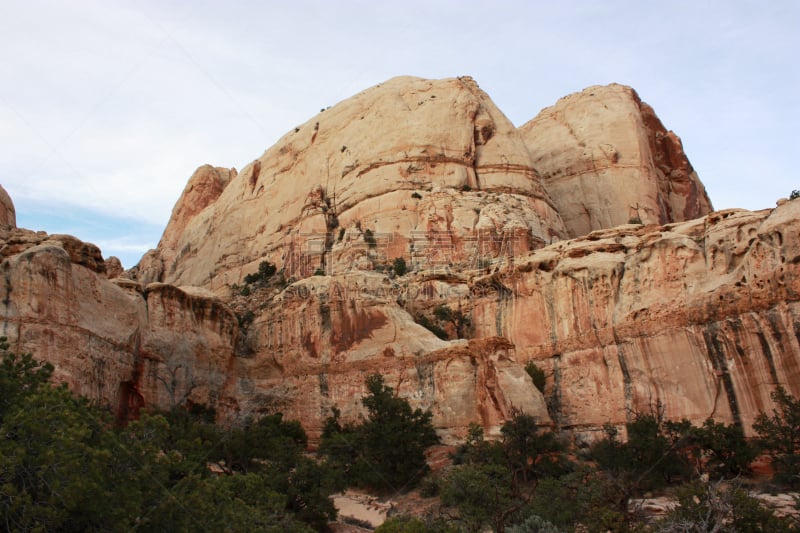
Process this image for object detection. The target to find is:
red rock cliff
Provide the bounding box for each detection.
[1,78,796,444]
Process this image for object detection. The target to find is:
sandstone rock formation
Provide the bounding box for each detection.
[0,225,238,420]
[0,185,15,227]
[519,84,712,238]
[134,76,567,291]
[2,77,798,446]
[471,201,800,436]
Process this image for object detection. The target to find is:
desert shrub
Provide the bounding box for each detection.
[680,417,757,478]
[376,515,455,533]
[243,260,277,285]
[525,361,546,393]
[501,412,569,485]
[0,343,334,531]
[236,310,255,330]
[790,189,800,200]
[441,463,517,533]
[507,514,564,533]
[415,314,448,340]
[658,479,792,532]
[451,423,506,466]
[418,473,441,497]
[364,229,377,248]
[754,385,800,487]
[319,374,439,492]
[444,413,571,532]
[526,467,632,533]
[393,256,408,276]
[431,304,471,339]
[591,407,691,494]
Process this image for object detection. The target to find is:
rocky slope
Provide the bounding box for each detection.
[1,77,796,445]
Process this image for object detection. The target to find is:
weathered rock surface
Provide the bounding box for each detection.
[0,226,238,419]
[225,272,550,440]
[0,185,15,227]
[471,200,800,436]
[520,84,712,238]
[3,77,799,446]
[134,76,567,290]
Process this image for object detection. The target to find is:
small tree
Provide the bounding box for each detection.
[440,463,516,533]
[433,304,471,339]
[320,374,439,492]
[591,406,691,494]
[443,412,568,532]
[500,412,567,486]
[686,418,757,478]
[392,257,408,276]
[659,479,792,532]
[524,362,546,394]
[0,337,53,423]
[243,260,277,285]
[364,229,377,248]
[753,385,800,487]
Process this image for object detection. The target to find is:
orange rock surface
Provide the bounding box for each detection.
[1,78,797,444]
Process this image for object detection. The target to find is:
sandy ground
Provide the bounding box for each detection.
[332,490,393,528]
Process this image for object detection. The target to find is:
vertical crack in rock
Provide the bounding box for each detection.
[318,372,329,398]
[117,328,145,422]
[616,345,634,419]
[1,261,11,337]
[756,330,779,385]
[549,354,563,430]
[703,324,742,426]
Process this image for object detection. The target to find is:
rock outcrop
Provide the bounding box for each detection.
[0,225,238,420]
[2,78,798,445]
[471,201,800,436]
[0,185,15,227]
[520,84,712,238]
[135,76,567,291]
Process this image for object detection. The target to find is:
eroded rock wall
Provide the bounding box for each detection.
[223,273,550,441]
[135,76,567,291]
[520,84,712,238]
[470,200,800,436]
[3,78,798,447]
[0,227,238,419]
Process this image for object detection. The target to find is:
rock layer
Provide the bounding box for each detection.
[0,226,238,420]
[135,76,567,291]
[520,84,712,238]
[470,201,800,436]
[2,78,798,445]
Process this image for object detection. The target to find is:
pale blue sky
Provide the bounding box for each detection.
[1,1,798,268]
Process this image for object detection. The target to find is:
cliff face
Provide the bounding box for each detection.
[1,78,797,444]
[137,76,567,291]
[471,202,800,436]
[519,84,713,238]
[0,226,238,420]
